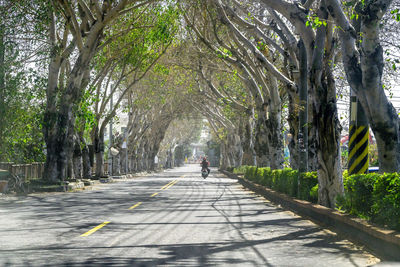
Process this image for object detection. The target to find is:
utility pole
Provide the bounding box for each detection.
[348,91,369,174]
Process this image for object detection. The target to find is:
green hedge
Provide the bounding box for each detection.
[338,172,400,231]
[235,166,318,203]
[233,165,249,174]
[234,166,400,231]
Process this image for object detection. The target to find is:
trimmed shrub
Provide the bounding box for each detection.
[338,172,400,231]
[298,171,318,202]
[233,165,248,174]
[255,167,266,186]
[244,166,258,182]
[226,166,235,172]
[276,168,298,197]
[341,173,379,218]
[271,169,282,192]
[263,168,274,188]
[234,165,317,202]
[310,184,318,202]
[372,173,400,231]
[233,165,400,231]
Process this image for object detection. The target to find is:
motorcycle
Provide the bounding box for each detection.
[201,168,209,178]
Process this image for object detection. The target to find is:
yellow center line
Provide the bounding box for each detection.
[80,221,110,237]
[165,180,179,190]
[151,192,159,197]
[161,180,176,190]
[128,202,142,210]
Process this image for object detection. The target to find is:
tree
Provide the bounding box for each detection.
[0,1,48,163]
[85,3,179,177]
[42,0,176,182]
[326,0,400,172]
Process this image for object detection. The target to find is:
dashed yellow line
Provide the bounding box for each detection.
[161,180,177,190]
[81,176,185,237]
[128,202,142,210]
[164,180,179,190]
[80,221,110,237]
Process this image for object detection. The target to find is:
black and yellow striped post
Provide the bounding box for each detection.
[348,95,369,175]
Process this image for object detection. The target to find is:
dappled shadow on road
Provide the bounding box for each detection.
[0,227,364,266]
[0,167,375,266]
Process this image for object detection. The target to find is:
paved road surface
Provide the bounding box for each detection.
[0,165,379,266]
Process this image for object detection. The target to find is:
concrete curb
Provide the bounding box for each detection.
[99,177,114,183]
[220,170,400,261]
[67,181,85,191]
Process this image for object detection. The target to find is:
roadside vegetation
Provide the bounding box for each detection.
[234,166,400,231]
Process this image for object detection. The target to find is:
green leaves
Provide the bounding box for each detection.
[306,14,327,29]
[391,9,400,22]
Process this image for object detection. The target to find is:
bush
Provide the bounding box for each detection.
[372,173,400,230]
[226,166,235,172]
[263,167,273,187]
[298,171,318,202]
[233,165,248,174]
[338,172,400,231]
[341,173,379,218]
[254,168,264,184]
[310,184,318,203]
[244,166,258,182]
[278,168,298,197]
[233,165,400,231]
[235,165,316,202]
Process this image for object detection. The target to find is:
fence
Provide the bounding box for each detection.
[0,162,111,181]
[0,162,45,181]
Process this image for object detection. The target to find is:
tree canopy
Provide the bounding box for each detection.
[1,0,400,207]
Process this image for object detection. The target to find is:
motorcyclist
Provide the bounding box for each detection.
[201,156,210,174]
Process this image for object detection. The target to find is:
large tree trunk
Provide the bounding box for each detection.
[165,148,174,169]
[43,8,104,181]
[120,147,127,174]
[73,134,82,179]
[310,6,343,208]
[267,111,284,169]
[94,127,105,177]
[313,83,343,207]
[240,111,257,166]
[357,30,400,172]
[219,142,230,170]
[130,155,136,173]
[43,40,64,181]
[81,139,91,178]
[308,106,319,171]
[287,91,299,169]
[326,0,400,172]
[136,142,145,172]
[43,137,62,182]
[43,104,73,182]
[266,76,284,169]
[44,66,89,181]
[112,153,120,176]
[254,115,270,167]
[227,133,243,168]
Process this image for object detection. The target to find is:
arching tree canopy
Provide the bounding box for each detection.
[1,0,400,207]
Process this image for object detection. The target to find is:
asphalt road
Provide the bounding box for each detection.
[0,165,379,266]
